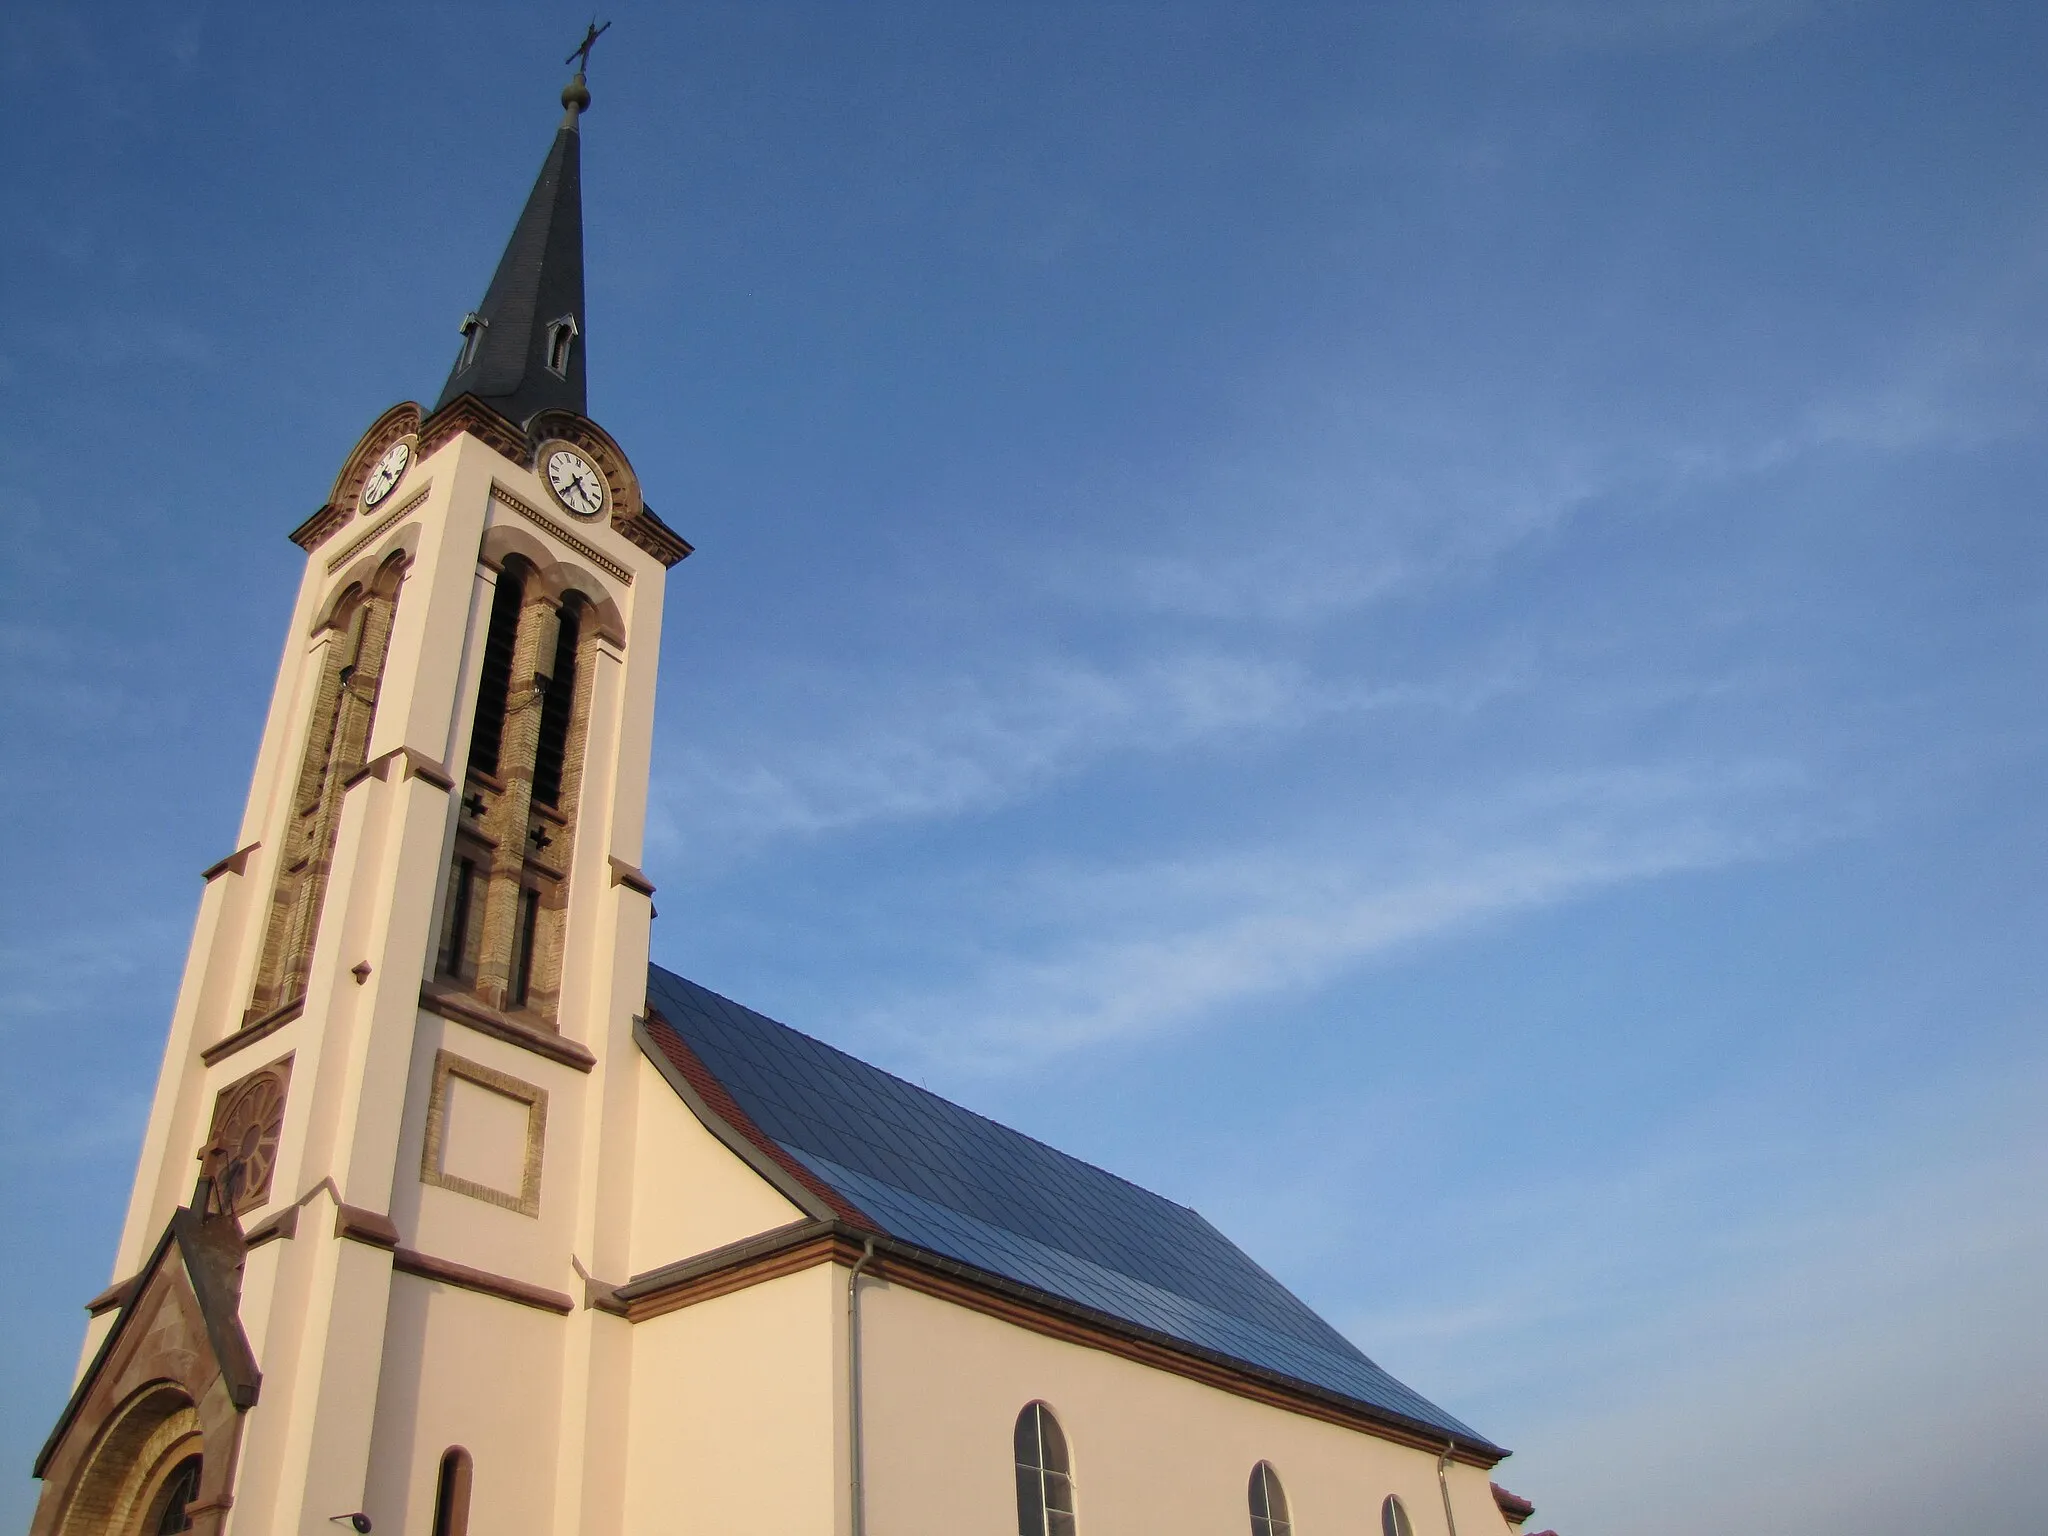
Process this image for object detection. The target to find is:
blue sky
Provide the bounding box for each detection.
[5,3,2046,1530]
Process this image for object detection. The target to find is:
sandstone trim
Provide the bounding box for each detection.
[392,1248,574,1315]
[419,983,597,1072]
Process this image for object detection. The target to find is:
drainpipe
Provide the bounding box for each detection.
[847,1236,878,1536]
[1436,1442,1461,1536]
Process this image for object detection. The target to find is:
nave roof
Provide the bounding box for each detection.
[644,964,1498,1456]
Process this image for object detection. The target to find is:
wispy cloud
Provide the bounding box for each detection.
[652,650,1503,856]
[0,917,181,1026]
[858,758,1829,1069]
[1443,1065,2048,1535]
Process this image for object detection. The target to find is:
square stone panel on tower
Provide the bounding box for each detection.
[420,1051,548,1218]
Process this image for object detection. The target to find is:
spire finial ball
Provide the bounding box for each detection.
[563,73,592,116]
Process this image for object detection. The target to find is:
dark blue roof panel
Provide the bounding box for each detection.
[645,964,1491,1449]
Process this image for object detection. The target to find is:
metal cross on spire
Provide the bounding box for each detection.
[566,19,611,73]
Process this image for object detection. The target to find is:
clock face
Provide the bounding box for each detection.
[546,447,606,517]
[360,440,411,510]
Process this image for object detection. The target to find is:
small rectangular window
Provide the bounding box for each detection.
[438,858,476,979]
[509,887,541,1007]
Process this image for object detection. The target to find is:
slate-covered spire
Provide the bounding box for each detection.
[434,72,593,422]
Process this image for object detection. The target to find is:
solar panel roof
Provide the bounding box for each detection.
[645,963,1496,1452]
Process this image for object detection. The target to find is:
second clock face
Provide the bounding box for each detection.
[361,440,411,509]
[546,448,606,518]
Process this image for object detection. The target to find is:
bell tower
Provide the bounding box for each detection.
[32,61,689,1536]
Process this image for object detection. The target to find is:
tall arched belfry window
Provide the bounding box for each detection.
[249,551,405,1020]
[1014,1402,1076,1536]
[439,557,601,1026]
[466,558,527,778]
[1249,1462,1291,1536]
[531,593,583,810]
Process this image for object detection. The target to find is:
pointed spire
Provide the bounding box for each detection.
[434,71,592,422]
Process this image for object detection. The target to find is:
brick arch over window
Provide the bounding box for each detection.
[318,521,422,630]
[248,547,408,1021]
[476,524,625,645]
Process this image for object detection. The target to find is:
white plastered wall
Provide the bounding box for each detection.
[622,1265,846,1536]
[858,1279,1514,1536]
[626,1051,807,1276]
[362,1277,569,1535]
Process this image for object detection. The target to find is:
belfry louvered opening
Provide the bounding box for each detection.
[439,552,603,1027]
[247,551,406,1022]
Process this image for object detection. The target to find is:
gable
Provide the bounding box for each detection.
[32,1209,259,1536]
[627,1043,807,1276]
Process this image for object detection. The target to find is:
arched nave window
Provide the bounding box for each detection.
[1381,1494,1415,1536]
[1013,1401,1076,1536]
[1249,1461,1292,1536]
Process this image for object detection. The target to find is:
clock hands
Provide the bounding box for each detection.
[545,449,604,514]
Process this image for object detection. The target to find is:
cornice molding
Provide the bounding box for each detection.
[418,394,526,461]
[201,997,303,1067]
[342,746,454,794]
[333,1202,399,1249]
[488,482,633,585]
[612,502,692,568]
[392,1247,574,1315]
[607,856,655,896]
[290,503,348,552]
[324,484,430,574]
[419,982,597,1073]
[200,842,260,882]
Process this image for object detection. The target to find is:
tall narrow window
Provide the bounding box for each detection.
[249,552,405,1019]
[438,857,478,979]
[1249,1463,1291,1536]
[432,1448,473,1536]
[509,887,541,1008]
[468,561,527,777]
[1380,1496,1414,1536]
[1014,1402,1076,1536]
[530,595,582,809]
[544,314,577,376]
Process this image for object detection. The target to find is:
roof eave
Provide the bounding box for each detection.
[612,1212,1509,1467]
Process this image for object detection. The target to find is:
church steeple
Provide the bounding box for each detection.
[434,71,593,423]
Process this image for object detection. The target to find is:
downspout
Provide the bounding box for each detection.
[1436,1442,1461,1536]
[847,1236,878,1536]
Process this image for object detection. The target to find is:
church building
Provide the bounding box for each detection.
[30,62,1548,1536]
